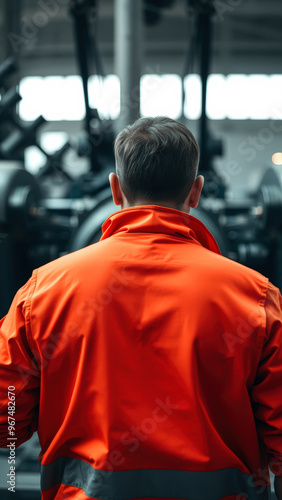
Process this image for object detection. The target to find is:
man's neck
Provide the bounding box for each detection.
[121,200,189,213]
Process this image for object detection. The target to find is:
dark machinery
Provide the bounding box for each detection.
[0,0,115,316]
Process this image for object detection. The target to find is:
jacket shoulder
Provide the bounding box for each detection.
[201,249,269,296]
[35,239,109,278]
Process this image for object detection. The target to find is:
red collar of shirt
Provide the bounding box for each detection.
[101,205,221,255]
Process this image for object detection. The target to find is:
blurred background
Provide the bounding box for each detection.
[0,0,281,497]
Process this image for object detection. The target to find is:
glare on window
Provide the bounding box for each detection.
[141,74,182,119]
[19,77,44,121]
[18,74,282,122]
[206,74,226,120]
[183,74,202,120]
[225,75,250,120]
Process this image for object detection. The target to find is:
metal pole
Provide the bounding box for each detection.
[4,0,21,60]
[198,8,212,172]
[70,1,101,172]
[114,0,143,133]
[3,0,20,88]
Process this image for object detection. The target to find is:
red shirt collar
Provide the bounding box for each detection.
[101,205,221,255]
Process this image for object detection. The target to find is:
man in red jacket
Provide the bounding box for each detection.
[0,116,282,500]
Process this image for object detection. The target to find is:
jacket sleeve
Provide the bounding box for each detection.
[0,273,40,448]
[251,281,282,476]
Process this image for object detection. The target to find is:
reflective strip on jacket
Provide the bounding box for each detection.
[0,205,282,500]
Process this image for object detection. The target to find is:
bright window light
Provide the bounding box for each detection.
[40,131,69,154]
[19,75,85,122]
[42,77,68,121]
[141,74,182,119]
[63,76,85,120]
[88,75,120,120]
[183,74,201,120]
[206,74,226,120]
[272,152,282,165]
[19,77,44,121]
[226,74,250,119]
[269,75,282,119]
[248,75,270,119]
[18,74,282,122]
[88,76,103,112]
[103,75,120,119]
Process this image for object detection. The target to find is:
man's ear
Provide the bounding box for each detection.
[109,172,123,206]
[185,175,204,210]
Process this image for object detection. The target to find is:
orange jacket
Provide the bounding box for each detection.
[0,205,282,500]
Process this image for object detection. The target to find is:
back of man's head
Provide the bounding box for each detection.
[114,116,200,206]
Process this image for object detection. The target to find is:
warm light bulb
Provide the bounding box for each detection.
[272,152,282,165]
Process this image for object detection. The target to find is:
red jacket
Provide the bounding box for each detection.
[0,205,282,500]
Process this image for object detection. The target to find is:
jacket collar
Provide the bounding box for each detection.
[101,205,221,255]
